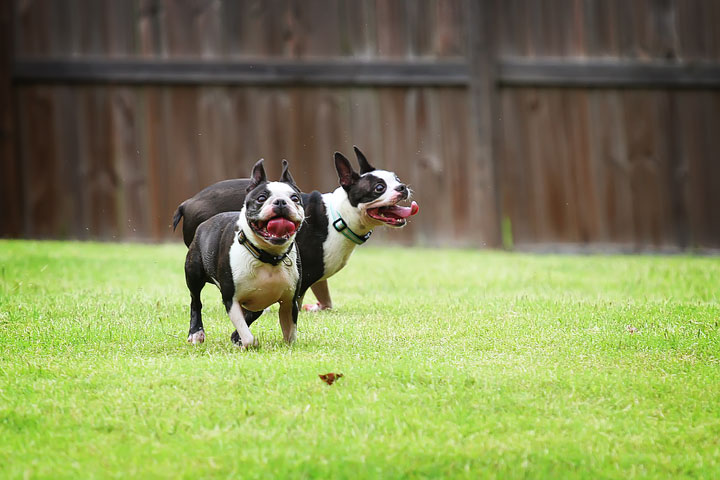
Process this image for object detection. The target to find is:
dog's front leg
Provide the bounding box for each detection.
[304,280,333,312]
[227,300,258,349]
[278,296,298,344]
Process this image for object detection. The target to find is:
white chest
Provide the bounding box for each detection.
[228,241,299,312]
[320,195,361,281]
[321,230,357,281]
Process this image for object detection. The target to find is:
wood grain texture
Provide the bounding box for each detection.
[8,0,720,249]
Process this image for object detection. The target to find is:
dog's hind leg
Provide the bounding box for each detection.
[185,249,207,344]
[230,308,263,346]
[278,295,298,344]
[303,279,333,312]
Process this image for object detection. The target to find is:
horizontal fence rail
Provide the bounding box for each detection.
[498,58,720,88]
[13,58,720,89]
[12,59,470,87]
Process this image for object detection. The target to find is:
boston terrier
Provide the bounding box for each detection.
[173,146,418,329]
[184,159,304,348]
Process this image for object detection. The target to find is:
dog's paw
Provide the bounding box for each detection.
[187,330,206,344]
[231,330,259,350]
[284,330,297,344]
[302,302,332,312]
[241,337,259,350]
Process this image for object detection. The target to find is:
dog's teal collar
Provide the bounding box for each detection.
[237,230,294,266]
[328,203,372,245]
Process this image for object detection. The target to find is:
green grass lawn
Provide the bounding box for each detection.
[1,240,719,479]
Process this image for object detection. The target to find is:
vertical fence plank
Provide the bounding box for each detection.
[700,92,720,245]
[77,87,119,239]
[622,91,674,248]
[298,0,342,57]
[376,0,409,57]
[107,0,136,57]
[235,87,263,178]
[1,0,22,237]
[18,88,60,237]
[563,90,596,243]
[313,89,351,191]
[341,0,377,58]
[138,0,164,57]
[142,86,167,240]
[438,88,478,245]
[593,91,635,245]
[52,87,85,238]
[111,87,150,240]
[433,0,467,57]
[412,89,448,245]
[677,91,720,248]
[524,89,556,243]
[552,89,581,243]
[466,0,501,247]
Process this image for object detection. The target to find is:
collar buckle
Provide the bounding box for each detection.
[329,205,372,245]
[332,217,347,232]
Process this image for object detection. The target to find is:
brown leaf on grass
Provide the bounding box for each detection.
[319,373,343,385]
[626,325,638,334]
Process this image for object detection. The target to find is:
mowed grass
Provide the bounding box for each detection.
[1,240,719,479]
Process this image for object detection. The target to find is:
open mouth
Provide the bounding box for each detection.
[250,216,301,243]
[366,201,419,227]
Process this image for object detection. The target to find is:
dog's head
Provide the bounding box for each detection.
[243,159,304,247]
[334,146,419,228]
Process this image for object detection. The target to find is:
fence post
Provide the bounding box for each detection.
[0,0,22,237]
[466,0,502,248]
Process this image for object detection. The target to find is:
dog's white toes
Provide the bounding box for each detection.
[302,302,331,312]
[240,337,259,350]
[187,330,206,344]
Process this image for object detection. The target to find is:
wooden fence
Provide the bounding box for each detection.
[3,0,720,250]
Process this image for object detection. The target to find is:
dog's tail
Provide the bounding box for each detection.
[172,202,185,231]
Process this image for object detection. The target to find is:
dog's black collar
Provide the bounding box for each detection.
[237,230,294,266]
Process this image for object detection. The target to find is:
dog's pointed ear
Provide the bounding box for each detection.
[334,152,360,189]
[353,145,375,174]
[280,159,297,187]
[246,158,267,193]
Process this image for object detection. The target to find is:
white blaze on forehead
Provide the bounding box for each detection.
[255,181,304,223]
[266,181,297,197]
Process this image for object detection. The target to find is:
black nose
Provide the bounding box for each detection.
[273,198,287,207]
[395,184,407,194]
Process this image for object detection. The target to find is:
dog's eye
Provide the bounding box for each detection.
[374,184,386,193]
[291,194,300,203]
[256,195,267,203]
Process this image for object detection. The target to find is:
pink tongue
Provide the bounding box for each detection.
[384,201,420,219]
[266,218,297,237]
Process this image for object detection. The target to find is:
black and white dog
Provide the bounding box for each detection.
[184,159,304,348]
[174,146,418,330]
